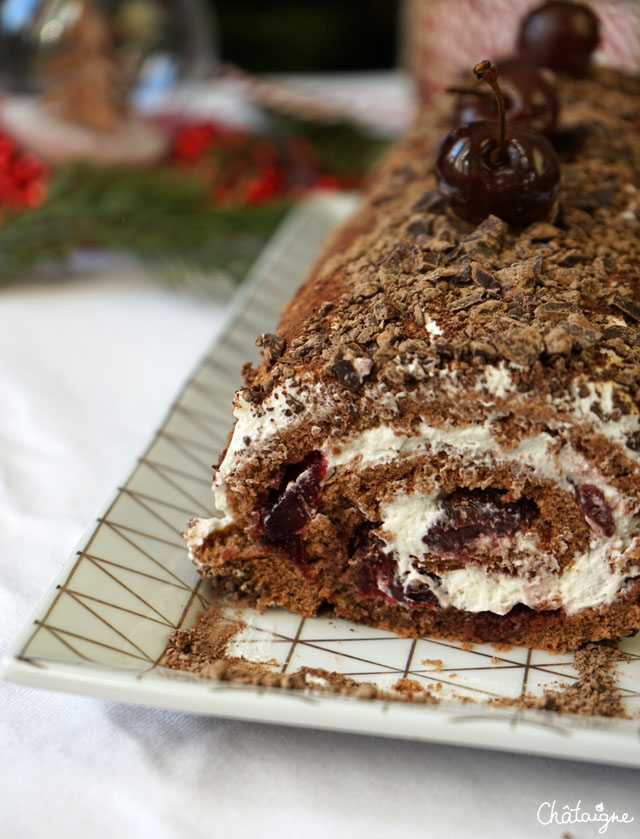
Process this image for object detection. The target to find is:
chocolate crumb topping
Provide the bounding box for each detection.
[240,68,640,404]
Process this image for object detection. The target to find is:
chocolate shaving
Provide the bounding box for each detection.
[406,219,430,238]
[493,327,542,366]
[331,359,362,392]
[450,289,485,312]
[421,252,442,269]
[602,325,640,346]
[471,264,500,290]
[525,222,559,242]
[544,326,573,355]
[412,189,442,213]
[557,249,584,267]
[611,294,640,324]
[556,320,602,348]
[242,384,264,403]
[256,332,286,367]
[428,230,457,253]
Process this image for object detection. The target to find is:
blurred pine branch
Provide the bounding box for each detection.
[0,163,291,284]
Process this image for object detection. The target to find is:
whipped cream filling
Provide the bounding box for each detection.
[424,315,443,336]
[376,491,638,616]
[327,421,617,501]
[476,361,514,399]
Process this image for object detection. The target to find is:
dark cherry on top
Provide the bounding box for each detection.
[436,59,561,226]
[451,60,559,137]
[518,1,600,77]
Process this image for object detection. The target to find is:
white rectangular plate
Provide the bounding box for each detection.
[3,193,640,767]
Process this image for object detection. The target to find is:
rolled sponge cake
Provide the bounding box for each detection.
[186,67,640,650]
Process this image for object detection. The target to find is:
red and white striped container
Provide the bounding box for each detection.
[401,0,640,101]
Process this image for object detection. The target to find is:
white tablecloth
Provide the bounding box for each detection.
[1,270,638,839]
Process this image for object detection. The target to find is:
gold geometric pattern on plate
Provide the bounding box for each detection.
[14,195,356,673]
[5,193,640,763]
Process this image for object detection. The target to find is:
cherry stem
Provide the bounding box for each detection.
[473,60,506,164]
[445,86,493,99]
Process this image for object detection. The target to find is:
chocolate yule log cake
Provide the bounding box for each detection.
[186,11,640,650]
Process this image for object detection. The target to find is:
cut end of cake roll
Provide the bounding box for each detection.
[186,357,640,650]
[185,68,640,651]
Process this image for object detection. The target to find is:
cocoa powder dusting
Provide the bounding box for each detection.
[163,603,631,718]
[530,640,630,717]
[162,604,437,704]
[488,640,630,717]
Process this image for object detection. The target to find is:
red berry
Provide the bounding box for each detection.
[24,180,47,208]
[172,122,219,161]
[243,165,285,204]
[423,488,538,557]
